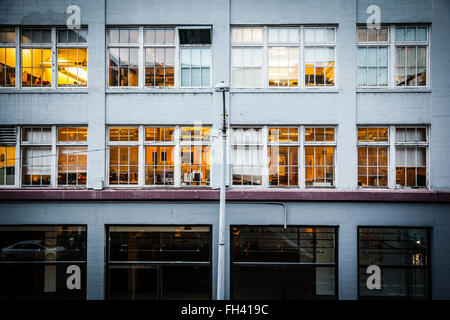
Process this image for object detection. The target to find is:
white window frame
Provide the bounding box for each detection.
[230,26,337,89]
[0,26,90,90]
[230,125,337,188]
[56,126,88,187]
[106,125,211,188]
[356,26,390,88]
[356,25,430,89]
[393,125,429,189]
[0,27,18,89]
[106,26,212,89]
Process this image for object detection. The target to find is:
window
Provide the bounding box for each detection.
[304,27,336,87]
[396,27,428,86]
[108,127,139,185]
[18,126,88,187]
[0,225,87,300]
[268,128,299,186]
[107,27,211,89]
[57,28,88,87]
[305,127,336,187]
[0,28,16,87]
[231,26,335,88]
[145,127,175,185]
[107,225,211,300]
[57,127,87,186]
[395,127,428,188]
[357,127,389,188]
[357,27,389,87]
[357,127,389,187]
[231,128,263,186]
[21,28,52,87]
[21,127,52,186]
[145,28,175,87]
[108,28,139,87]
[1,27,88,89]
[231,126,336,188]
[180,127,211,186]
[358,227,430,300]
[231,226,337,300]
[0,127,16,186]
[0,146,15,185]
[108,125,211,187]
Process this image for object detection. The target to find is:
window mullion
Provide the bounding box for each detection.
[299,126,305,188]
[388,125,396,188]
[389,25,396,88]
[15,26,20,89]
[51,27,57,88]
[15,126,21,187]
[139,27,144,89]
[138,125,144,187]
[263,26,268,88]
[262,126,269,187]
[51,126,57,187]
[300,26,304,88]
[174,126,181,187]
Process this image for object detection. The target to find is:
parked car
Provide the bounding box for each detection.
[0,240,66,261]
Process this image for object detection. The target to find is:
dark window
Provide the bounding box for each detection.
[107,226,211,300]
[0,226,87,300]
[179,29,211,44]
[231,226,337,300]
[358,227,430,300]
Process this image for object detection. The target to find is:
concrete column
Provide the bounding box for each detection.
[87,0,106,190]
[337,0,358,190]
[338,222,358,300]
[86,223,105,300]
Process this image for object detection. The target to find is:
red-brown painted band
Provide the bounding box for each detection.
[0,188,449,202]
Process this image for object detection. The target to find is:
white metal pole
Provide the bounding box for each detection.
[217,90,227,300]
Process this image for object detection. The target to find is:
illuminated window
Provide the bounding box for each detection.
[108,127,139,185]
[0,145,15,185]
[145,28,175,87]
[359,227,430,300]
[21,29,52,87]
[0,28,16,87]
[57,127,87,186]
[180,127,210,186]
[304,127,336,187]
[395,26,428,87]
[268,128,299,186]
[357,127,389,187]
[21,127,52,186]
[57,28,88,87]
[268,28,299,87]
[304,28,335,87]
[395,127,428,188]
[108,28,139,87]
[231,128,263,186]
[145,127,175,185]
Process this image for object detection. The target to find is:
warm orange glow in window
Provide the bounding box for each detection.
[58,48,87,87]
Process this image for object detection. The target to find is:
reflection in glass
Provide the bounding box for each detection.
[0,48,16,86]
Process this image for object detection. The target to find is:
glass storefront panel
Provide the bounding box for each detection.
[0,226,87,300]
[231,226,337,300]
[107,225,211,300]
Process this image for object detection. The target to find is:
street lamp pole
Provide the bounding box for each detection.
[214,81,229,300]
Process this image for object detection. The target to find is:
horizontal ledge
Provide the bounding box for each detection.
[230,89,341,94]
[0,188,449,202]
[357,89,431,93]
[0,89,89,94]
[106,89,213,94]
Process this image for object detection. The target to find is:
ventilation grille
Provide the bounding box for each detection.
[0,127,16,145]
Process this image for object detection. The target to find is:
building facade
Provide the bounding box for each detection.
[0,0,450,300]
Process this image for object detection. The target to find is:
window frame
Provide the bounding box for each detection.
[106,125,212,188]
[230,26,337,90]
[230,125,337,188]
[357,226,432,300]
[106,26,212,90]
[394,126,429,189]
[0,27,18,88]
[356,26,390,88]
[356,25,430,89]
